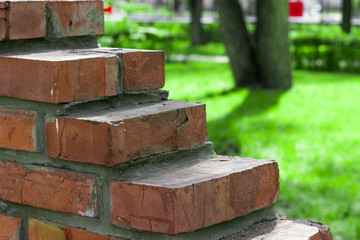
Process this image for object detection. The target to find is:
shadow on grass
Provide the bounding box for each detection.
[207,88,287,155]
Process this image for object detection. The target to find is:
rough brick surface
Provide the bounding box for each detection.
[223,217,333,240]
[46,1,104,38]
[46,100,207,166]
[0,1,103,41]
[29,218,65,240]
[110,156,279,234]
[87,48,165,91]
[0,108,36,152]
[0,213,23,240]
[122,50,165,91]
[65,228,124,240]
[5,1,46,40]
[0,19,6,41]
[0,161,97,216]
[28,219,124,240]
[0,50,118,103]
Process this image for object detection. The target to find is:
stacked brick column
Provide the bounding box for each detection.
[0,1,333,239]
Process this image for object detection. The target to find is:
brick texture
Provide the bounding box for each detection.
[0,19,6,40]
[0,50,118,103]
[65,228,124,240]
[0,161,97,217]
[46,1,104,38]
[0,108,36,152]
[46,100,207,166]
[6,1,46,40]
[28,219,124,240]
[0,213,23,240]
[110,156,279,235]
[86,48,165,91]
[122,50,165,91]
[0,1,103,41]
[29,218,65,240]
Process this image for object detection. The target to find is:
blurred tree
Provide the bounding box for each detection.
[216,0,257,87]
[342,0,352,33]
[215,0,292,89]
[187,0,206,45]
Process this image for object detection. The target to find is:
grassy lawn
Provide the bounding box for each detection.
[163,62,360,240]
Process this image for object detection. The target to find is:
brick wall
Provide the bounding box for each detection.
[0,1,332,239]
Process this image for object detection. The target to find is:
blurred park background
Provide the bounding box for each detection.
[100,0,360,239]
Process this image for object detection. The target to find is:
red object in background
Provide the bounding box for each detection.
[289,1,303,17]
[104,5,112,15]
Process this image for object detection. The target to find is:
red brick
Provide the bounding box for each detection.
[0,20,6,41]
[0,108,36,152]
[88,48,165,91]
[28,218,65,240]
[0,9,5,19]
[0,161,97,217]
[46,1,104,38]
[7,1,46,40]
[0,213,23,240]
[0,50,118,103]
[0,1,103,41]
[65,228,108,240]
[28,219,125,240]
[122,50,165,91]
[65,228,127,240]
[46,100,207,166]
[110,156,279,234]
[0,2,9,9]
[223,217,333,240]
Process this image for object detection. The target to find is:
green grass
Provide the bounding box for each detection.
[163,62,360,240]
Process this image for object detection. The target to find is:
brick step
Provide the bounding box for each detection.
[0,213,333,240]
[0,215,125,240]
[0,160,97,217]
[223,217,333,240]
[0,48,164,103]
[46,100,207,166]
[110,155,279,235]
[0,0,103,41]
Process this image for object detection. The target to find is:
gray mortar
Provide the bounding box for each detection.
[0,198,276,240]
[0,143,214,226]
[0,90,168,157]
[0,31,276,240]
[0,36,99,54]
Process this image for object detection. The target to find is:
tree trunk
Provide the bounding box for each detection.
[188,0,206,45]
[215,0,257,88]
[342,0,352,33]
[255,0,292,89]
[174,0,181,15]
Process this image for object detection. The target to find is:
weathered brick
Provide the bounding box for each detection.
[46,100,207,166]
[0,20,6,40]
[65,228,124,240]
[7,1,46,40]
[65,228,108,240]
[0,50,118,103]
[46,1,104,38]
[0,9,5,19]
[28,218,65,240]
[0,2,9,9]
[28,219,125,240]
[110,156,279,234]
[222,217,333,240]
[88,48,165,91]
[0,1,103,41]
[0,213,23,240]
[0,161,97,216]
[0,108,36,152]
